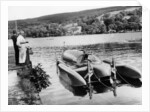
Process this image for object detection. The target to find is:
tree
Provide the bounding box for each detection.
[114,14,123,21]
[115,21,124,32]
[104,17,115,31]
[128,22,140,31]
[108,24,117,31]
[91,21,107,34]
[128,15,140,23]
[99,24,107,33]
[82,16,95,25]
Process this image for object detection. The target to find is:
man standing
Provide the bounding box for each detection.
[16,30,28,65]
[11,30,19,65]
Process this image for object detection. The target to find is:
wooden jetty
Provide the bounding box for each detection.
[8,47,32,71]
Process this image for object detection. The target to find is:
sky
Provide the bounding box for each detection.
[8,6,106,21]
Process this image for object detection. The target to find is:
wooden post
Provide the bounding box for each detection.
[25,48,32,68]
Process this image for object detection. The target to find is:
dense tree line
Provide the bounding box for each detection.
[79,7,142,34]
[104,8,142,32]
[8,7,142,38]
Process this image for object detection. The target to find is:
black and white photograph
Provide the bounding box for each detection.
[1,0,150,111]
[8,5,142,105]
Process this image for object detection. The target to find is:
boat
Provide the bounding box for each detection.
[56,49,142,99]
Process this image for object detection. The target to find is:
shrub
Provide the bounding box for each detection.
[29,63,51,92]
[19,63,51,93]
[21,79,36,93]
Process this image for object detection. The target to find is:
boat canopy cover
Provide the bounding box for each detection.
[62,50,85,63]
[62,50,102,65]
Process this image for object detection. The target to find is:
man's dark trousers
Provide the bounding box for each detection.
[11,35,19,65]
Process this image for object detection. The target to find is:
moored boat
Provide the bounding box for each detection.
[56,49,142,99]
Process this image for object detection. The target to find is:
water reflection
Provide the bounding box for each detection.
[59,73,142,97]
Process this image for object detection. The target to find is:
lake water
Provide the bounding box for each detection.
[8,32,142,105]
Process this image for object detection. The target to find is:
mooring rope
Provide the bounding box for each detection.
[116,70,133,86]
[92,71,114,90]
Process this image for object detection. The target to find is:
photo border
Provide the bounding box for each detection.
[0,0,150,112]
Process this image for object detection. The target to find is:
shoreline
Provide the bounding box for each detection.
[26,31,142,39]
[8,31,142,40]
[8,32,142,47]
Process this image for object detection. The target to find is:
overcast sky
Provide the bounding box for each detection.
[8,6,106,21]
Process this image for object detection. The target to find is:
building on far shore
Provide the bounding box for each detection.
[63,23,82,35]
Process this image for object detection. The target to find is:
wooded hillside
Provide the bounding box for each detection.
[8,6,142,38]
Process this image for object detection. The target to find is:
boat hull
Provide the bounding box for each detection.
[58,63,86,86]
[58,62,142,87]
[58,50,141,87]
[116,65,141,79]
